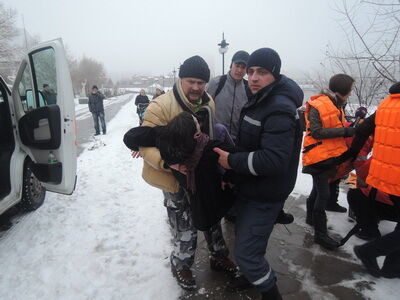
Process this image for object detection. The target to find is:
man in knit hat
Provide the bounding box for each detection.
[207,50,251,142]
[139,55,237,290]
[206,50,251,223]
[214,48,304,299]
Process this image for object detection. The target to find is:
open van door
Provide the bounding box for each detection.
[12,39,77,195]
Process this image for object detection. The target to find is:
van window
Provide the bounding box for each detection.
[31,47,57,106]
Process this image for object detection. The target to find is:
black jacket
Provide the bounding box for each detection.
[228,75,304,202]
[88,92,105,113]
[135,94,150,106]
[42,90,57,105]
[123,127,237,231]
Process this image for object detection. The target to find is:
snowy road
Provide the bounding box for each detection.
[0,101,180,300]
[75,94,136,155]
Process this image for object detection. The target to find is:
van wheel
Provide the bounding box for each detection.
[20,162,46,211]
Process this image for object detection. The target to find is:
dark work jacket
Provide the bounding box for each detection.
[88,92,105,113]
[123,127,237,231]
[42,90,57,105]
[135,94,150,106]
[228,75,304,203]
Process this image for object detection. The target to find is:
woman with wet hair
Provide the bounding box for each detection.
[124,112,237,231]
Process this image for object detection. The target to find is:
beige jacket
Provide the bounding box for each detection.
[140,79,215,193]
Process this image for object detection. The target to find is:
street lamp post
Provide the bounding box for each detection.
[218,32,229,75]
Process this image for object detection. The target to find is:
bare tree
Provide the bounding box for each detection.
[73,56,107,96]
[0,3,18,59]
[308,0,400,114]
[0,3,19,80]
[334,0,400,84]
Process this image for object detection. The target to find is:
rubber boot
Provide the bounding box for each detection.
[261,283,282,300]
[306,197,315,226]
[313,211,339,250]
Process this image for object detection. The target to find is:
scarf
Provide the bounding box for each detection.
[183,132,209,193]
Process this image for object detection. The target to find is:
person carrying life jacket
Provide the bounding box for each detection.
[336,81,400,278]
[302,74,356,250]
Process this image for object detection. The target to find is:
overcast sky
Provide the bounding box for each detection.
[4,0,358,80]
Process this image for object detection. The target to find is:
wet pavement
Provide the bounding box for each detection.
[179,195,377,300]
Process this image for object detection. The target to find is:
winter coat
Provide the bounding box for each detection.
[227,75,304,203]
[139,79,215,193]
[42,90,57,105]
[123,126,236,230]
[135,94,150,106]
[88,92,105,113]
[207,73,249,140]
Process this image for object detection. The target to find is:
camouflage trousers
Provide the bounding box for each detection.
[163,188,229,270]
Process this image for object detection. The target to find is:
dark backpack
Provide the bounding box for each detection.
[213,75,253,100]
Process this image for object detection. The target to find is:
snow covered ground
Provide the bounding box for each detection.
[0,100,180,300]
[0,95,399,299]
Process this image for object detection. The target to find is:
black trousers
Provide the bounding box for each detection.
[347,189,399,230]
[356,193,400,273]
[310,174,331,212]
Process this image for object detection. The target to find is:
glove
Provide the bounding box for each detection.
[343,127,356,137]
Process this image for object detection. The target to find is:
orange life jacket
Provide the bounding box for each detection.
[302,94,348,166]
[366,94,400,196]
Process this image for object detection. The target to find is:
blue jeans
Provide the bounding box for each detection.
[92,111,106,134]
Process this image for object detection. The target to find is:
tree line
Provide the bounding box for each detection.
[0,2,112,97]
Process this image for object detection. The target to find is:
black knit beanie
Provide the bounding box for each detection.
[179,55,210,82]
[247,48,281,79]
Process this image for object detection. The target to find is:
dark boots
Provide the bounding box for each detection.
[354,245,381,277]
[306,197,315,226]
[261,283,282,300]
[171,263,197,290]
[313,211,339,250]
[382,252,400,278]
[354,229,400,278]
[275,209,294,225]
[210,256,239,278]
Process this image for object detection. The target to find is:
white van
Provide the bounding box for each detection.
[0,39,77,215]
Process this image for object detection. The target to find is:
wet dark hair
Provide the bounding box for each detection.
[329,74,355,96]
[157,112,197,165]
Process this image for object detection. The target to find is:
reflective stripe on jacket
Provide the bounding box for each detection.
[367,94,400,196]
[302,94,348,166]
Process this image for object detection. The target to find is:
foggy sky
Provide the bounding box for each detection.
[4,0,354,80]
